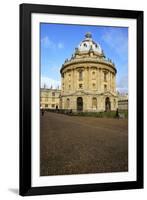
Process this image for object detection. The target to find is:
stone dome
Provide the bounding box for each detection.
[60,32,116,74]
[78,32,102,54]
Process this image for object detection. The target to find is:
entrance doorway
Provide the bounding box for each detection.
[77,97,83,111]
[105,97,111,111]
[92,97,97,110]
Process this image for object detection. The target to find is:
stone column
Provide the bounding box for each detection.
[61,76,63,91]
[111,73,113,92]
[74,69,77,91]
[90,67,92,90]
[87,67,89,90]
[112,73,114,92]
[66,72,68,92]
[98,68,101,92]
[62,97,65,109]
[84,67,87,90]
[108,71,111,91]
[85,67,88,90]
[72,97,76,112]
[83,68,85,89]
[110,72,112,92]
[72,69,74,91]
[100,69,103,92]
[99,69,101,92]
[64,72,66,92]
[97,68,99,91]
[114,74,116,93]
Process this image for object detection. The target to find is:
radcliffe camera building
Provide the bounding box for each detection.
[41,32,118,112]
[60,32,118,112]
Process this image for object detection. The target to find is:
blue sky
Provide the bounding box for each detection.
[40,23,128,93]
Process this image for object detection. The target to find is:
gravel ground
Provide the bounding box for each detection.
[40,112,128,176]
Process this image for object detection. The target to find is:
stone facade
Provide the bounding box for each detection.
[40,88,60,109]
[60,32,118,112]
[118,94,128,110]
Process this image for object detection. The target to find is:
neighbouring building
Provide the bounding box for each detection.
[40,88,61,109]
[118,93,128,110]
[60,32,118,112]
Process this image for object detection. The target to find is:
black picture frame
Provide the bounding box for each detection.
[19,3,144,196]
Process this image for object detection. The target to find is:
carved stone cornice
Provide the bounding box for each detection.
[61,90,117,97]
[60,57,116,74]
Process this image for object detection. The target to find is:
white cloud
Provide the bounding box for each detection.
[41,36,55,49]
[57,42,64,49]
[41,76,61,89]
[116,87,128,94]
[41,36,64,50]
[101,29,128,56]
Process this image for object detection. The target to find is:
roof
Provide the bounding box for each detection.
[78,32,102,54]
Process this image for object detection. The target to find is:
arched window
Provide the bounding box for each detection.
[92,97,97,109]
[66,98,70,109]
[104,84,107,92]
[105,97,111,111]
[79,84,83,89]
[68,74,71,81]
[77,97,83,111]
[92,83,96,89]
[92,71,96,80]
[79,70,83,81]
[104,72,107,82]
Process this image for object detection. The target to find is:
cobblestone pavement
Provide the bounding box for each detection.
[40,112,128,176]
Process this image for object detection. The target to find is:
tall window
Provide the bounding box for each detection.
[79,70,83,81]
[104,84,107,92]
[92,71,96,80]
[68,74,71,81]
[104,72,107,82]
[79,84,83,89]
[92,83,96,89]
[92,97,97,109]
[52,92,55,96]
[66,98,70,109]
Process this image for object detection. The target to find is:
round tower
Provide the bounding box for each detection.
[60,33,117,112]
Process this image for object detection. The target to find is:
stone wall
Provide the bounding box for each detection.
[61,62,117,112]
[40,89,61,109]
